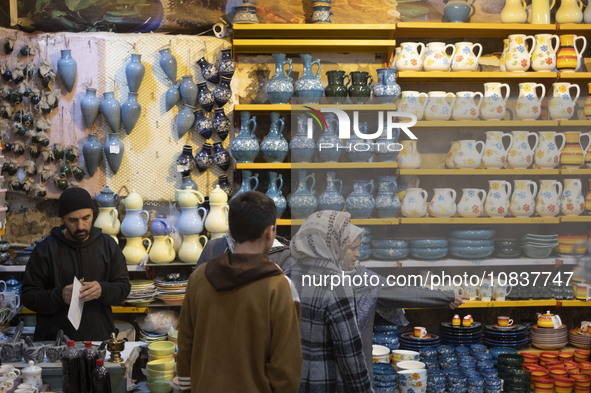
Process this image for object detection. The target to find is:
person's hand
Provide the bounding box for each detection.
[449,295,469,310]
[62,284,73,304]
[79,281,102,302]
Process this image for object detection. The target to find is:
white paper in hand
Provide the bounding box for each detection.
[68,276,84,330]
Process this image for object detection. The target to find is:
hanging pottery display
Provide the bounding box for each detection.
[159,48,177,82]
[180,75,198,106]
[197,82,215,112]
[177,104,196,139]
[104,133,124,174]
[212,108,230,141]
[213,142,231,171]
[165,83,181,111]
[214,77,232,107]
[195,143,214,172]
[218,49,236,79]
[197,56,220,84]
[121,92,142,135]
[82,133,102,177]
[194,110,213,139]
[126,54,145,93]
[80,88,100,129]
[57,49,77,93]
[100,92,121,133]
[177,145,194,175]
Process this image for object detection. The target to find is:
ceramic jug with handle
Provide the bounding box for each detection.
[178,235,208,263]
[395,42,425,71]
[424,91,455,121]
[561,131,590,168]
[204,185,229,239]
[288,170,318,219]
[398,140,421,169]
[536,180,563,217]
[176,187,205,208]
[457,188,486,217]
[95,207,120,237]
[505,34,535,72]
[177,206,208,235]
[481,82,510,120]
[556,0,584,23]
[451,42,482,72]
[122,237,152,265]
[120,209,149,238]
[557,34,587,72]
[345,180,375,219]
[535,131,565,169]
[549,82,580,120]
[509,180,538,217]
[429,188,457,217]
[485,180,512,217]
[149,235,175,264]
[500,0,528,22]
[482,131,512,169]
[507,131,539,169]
[401,188,428,218]
[423,42,456,72]
[452,91,483,120]
[453,140,485,169]
[516,83,546,120]
[531,34,560,71]
[375,176,400,218]
[444,0,476,22]
[531,0,557,23]
[561,178,585,216]
[398,91,428,120]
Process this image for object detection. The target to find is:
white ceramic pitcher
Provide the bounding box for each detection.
[516,83,546,120]
[535,131,565,169]
[453,139,485,168]
[485,180,512,217]
[457,188,486,217]
[423,42,456,71]
[429,188,457,217]
[395,42,426,71]
[509,180,538,217]
[398,91,429,120]
[561,178,585,216]
[451,42,483,72]
[398,140,422,169]
[481,82,510,120]
[507,131,539,169]
[549,82,580,120]
[536,180,563,217]
[482,131,513,169]
[452,91,483,120]
[424,91,455,121]
[401,188,429,217]
[505,34,536,72]
[531,34,560,72]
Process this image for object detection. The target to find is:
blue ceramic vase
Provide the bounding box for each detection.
[80,88,100,129]
[82,133,102,177]
[159,48,177,82]
[195,143,213,172]
[104,133,124,174]
[266,53,293,104]
[219,49,236,79]
[346,180,375,218]
[316,113,343,162]
[289,170,317,219]
[290,115,316,162]
[345,121,374,162]
[266,171,287,217]
[180,75,198,106]
[294,53,323,104]
[375,176,400,218]
[57,49,77,93]
[197,56,220,84]
[212,108,230,141]
[230,111,259,163]
[213,142,231,171]
[126,54,145,93]
[197,82,215,112]
[194,110,213,139]
[233,170,259,199]
[176,145,194,175]
[318,171,345,211]
[165,83,181,111]
[100,91,121,133]
[261,112,288,163]
[373,68,401,104]
[214,77,232,107]
[121,92,142,135]
[177,104,196,138]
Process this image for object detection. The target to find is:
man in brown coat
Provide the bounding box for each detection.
[177,191,302,392]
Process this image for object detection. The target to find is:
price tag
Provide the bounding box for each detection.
[109,145,120,154]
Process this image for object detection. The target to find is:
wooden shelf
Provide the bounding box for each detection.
[112,306,149,314]
[557,72,591,81]
[557,300,591,307]
[397,71,558,82]
[233,39,396,54]
[395,22,556,38]
[362,257,577,268]
[232,24,397,40]
[557,23,591,33]
[413,120,559,128]
[459,300,557,308]
[400,217,560,224]
[234,104,292,112]
[560,216,591,222]
[559,168,591,175]
[559,120,591,127]
[235,163,292,170]
[399,169,560,175]
[235,162,398,170]
[276,218,400,226]
[234,104,398,112]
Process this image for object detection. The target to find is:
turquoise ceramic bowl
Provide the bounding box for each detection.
[449,238,494,247]
[372,247,409,260]
[450,229,495,240]
[410,239,448,248]
[449,245,494,259]
[372,239,409,249]
[410,247,448,260]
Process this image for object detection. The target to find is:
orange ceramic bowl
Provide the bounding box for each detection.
[551,369,569,378]
[525,364,546,372]
[576,350,591,357]
[572,373,588,380]
[560,352,575,361]
[547,361,566,369]
[532,370,550,378]
[535,388,553,393]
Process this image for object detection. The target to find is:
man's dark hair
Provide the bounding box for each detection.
[229,191,277,243]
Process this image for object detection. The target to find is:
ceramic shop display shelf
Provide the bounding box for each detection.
[397,71,560,82]
[399,169,563,175]
[400,217,561,224]
[412,120,561,128]
[395,22,556,38]
[558,72,591,81]
[234,104,397,112]
[276,218,400,226]
[236,162,399,170]
[362,256,578,268]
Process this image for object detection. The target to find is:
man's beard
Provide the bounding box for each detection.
[69,229,89,242]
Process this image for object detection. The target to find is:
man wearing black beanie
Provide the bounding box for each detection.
[22,187,131,341]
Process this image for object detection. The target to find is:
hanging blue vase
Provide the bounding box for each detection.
[218,175,233,198]
[233,170,259,199]
[179,75,198,106]
[82,133,102,177]
[374,128,401,162]
[100,91,121,133]
[318,171,345,211]
[316,113,343,162]
[165,83,181,111]
[80,88,100,129]
[290,115,316,162]
[121,92,141,135]
[195,142,213,172]
[373,68,401,104]
[181,174,198,190]
[194,110,213,139]
[219,49,236,79]
[176,145,194,175]
[213,142,231,171]
[345,121,374,162]
[104,133,124,174]
[261,112,288,163]
[159,48,177,82]
[197,56,220,84]
[375,176,400,218]
[214,77,232,107]
[57,49,77,93]
[346,180,375,219]
[230,111,259,163]
[294,53,323,104]
[126,54,145,93]
[266,171,287,217]
[289,170,317,219]
[266,53,293,104]
[177,104,196,139]
[197,82,215,112]
[212,108,230,141]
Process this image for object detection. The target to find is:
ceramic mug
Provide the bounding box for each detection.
[0,365,20,378]
[498,316,514,326]
[480,279,493,301]
[414,326,427,337]
[0,377,14,393]
[464,285,480,300]
[494,284,512,301]
[575,283,591,300]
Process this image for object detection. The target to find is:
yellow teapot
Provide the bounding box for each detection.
[176,187,205,208]
[537,310,562,328]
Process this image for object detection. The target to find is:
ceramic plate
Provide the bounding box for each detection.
[531,342,568,350]
[441,321,482,330]
[489,324,521,331]
[400,332,440,341]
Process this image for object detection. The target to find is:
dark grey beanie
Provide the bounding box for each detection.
[58,187,94,217]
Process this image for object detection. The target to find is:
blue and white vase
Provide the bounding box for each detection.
[159,48,177,82]
[318,171,345,211]
[213,142,231,171]
[219,49,236,79]
[180,75,198,106]
[261,112,288,163]
[316,113,343,162]
[289,170,317,219]
[82,133,102,177]
[126,54,145,93]
[373,68,401,104]
[294,53,323,104]
[212,108,230,141]
[266,53,293,104]
[165,83,181,111]
[80,88,100,129]
[230,111,259,163]
[194,110,213,139]
[290,115,316,162]
[197,56,220,84]
[375,176,400,218]
[195,143,213,172]
[198,82,215,112]
[266,171,286,217]
[177,104,196,139]
[345,121,374,162]
[176,145,194,175]
[233,170,259,199]
[104,133,124,174]
[346,180,375,218]
[100,91,121,133]
[121,92,141,135]
[57,49,77,93]
[214,77,232,107]
[218,175,233,198]
[374,128,401,162]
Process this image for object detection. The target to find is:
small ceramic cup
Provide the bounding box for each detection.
[497,316,514,327]
[414,326,427,337]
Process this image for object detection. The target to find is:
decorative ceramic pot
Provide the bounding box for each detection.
[230,111,259,163]
[176,104,196,139]
[233,170,259,199]
[194,110,213,139]
[232,1,259,23]
[294,53,323,104]
[561,178,585,216]
[267,53,293,104]
[181,174,198,190]
[126,54,145,93]
[179,235,208,263]
[80,88,100,129]
[452,140,485,169]
[149,236,175,264]
[401,188,428,217]
[346,180,375,218]
[180,75,198,106]
[485,180,512,217]
[219,49,236,79]
[197,56,220,84]
[549,82,580,120]
[176,187,205,208]
[290,115,316,162]
[500,39,509,72]
[265,171,287,217]
[561,131,590,168]
[177,206,208,235]
[373,68,401,104]
[395,42,425,71]
[316,113,343,162]
[312,4,333,23]
[516,83,546,120]
[348,71,373,104]
[95,207,120,237]
[482,131,512,169]
[536,180,563,217]
[531,34,560,72]
[457,188,486,218]
[261,112,288,163]
[505,34,535,72]
[204,187,229,239]
[398,91,428,120]
[444,0,476,22]
[374,128,401,162]
[176,145,194,175]
[122,237,150,265]
[289,170,317,219]
[481,82,510,120]
[82,133,102,176]
[532,0,556,23]
[429,188,457,217]
[452,91,483,120]
[214,77,232,107]
[195,143,214,172]
[500,0,528,22]
[57,49,77,93]
[556,0,584,23]
[121,92,141,135]
[451,42,482,71]
[165,83,181,111]
[507,131,539,169]
[325,70,350,104]
[100,92,121,133]
[213,142,231,171]
[159,48,177,82]
[197,82,215,112]
[95,186,120,208]
[218,175,233,198]
[424,91,455,120]
[557,34,587,72]
[509,180,538,217]
[375,176,401,218]
[318,171,345,211]
[535,131,565,169]
[104,133,124,174]
[585,82,591,118]
[212,108,230,141]
[423,42,456,71]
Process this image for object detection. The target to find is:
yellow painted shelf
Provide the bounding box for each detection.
[397,71,558,82]
[234,104,292,112]
[22,307,150,314]
[557,72,591,81]
[560,216,591,222]
[234,104,398,111]
[557,23,591,33]
[557,300,591,307]
[459,300,557,308]
[236,162,399,170]
[560,168,591,175]
[399,169,560,175]
[413,120,559,128]
[233,39,396,54]
[235,163,292,170]
[232,24,397,40]
[277,218,400,226]
[559,120,591,126]
[400,217,560,224]
[396,22,556,38]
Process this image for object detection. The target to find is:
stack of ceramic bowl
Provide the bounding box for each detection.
[155,277,188,306]
[409,239,448,260]
[496,353,524,381]
[146,356,175,393]
[373,362,397,392]
[140,330,168,343]
[398,331,441,351]
[125,280,156,306]
[371,239,409,260]
[520,234,559,258]
[397,366,427,393]
[148,341,175,362]
[448,230,495,259]
[494,239,521,258]
[530,324,568,350]
[359,227,371,260]
[569,328,591,349]
[574,349,591,362]
[557,233,588,256]
[484,324,529,348]
[372,344,391,363]
[427,369,446,393]
[373,324,399,350]
[438,321,483,346]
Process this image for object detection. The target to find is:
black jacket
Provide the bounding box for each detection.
[22,226,131,341]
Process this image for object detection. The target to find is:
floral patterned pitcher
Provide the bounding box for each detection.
[485,180,512,217]
[398,91,429,120]
[531,34,560,72]
[451,42,483,72]
[549,82,580,120]
[507,131,539,169]
[482,131,513,169]
[510,180,538,217]
[423,42,456,71]
[453,139,485,168]
[536,180,563,217]
[429,188,457,217]
[457,188,486,218]
[452,91,483,120]
[561,178,585,216]
[535,131,565,169]
[481,82,510,120]
[401,188,429,217]
[516,83,546,120]
[505,34,535,72]
[424,91,455,121]
[395,42,426,71]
